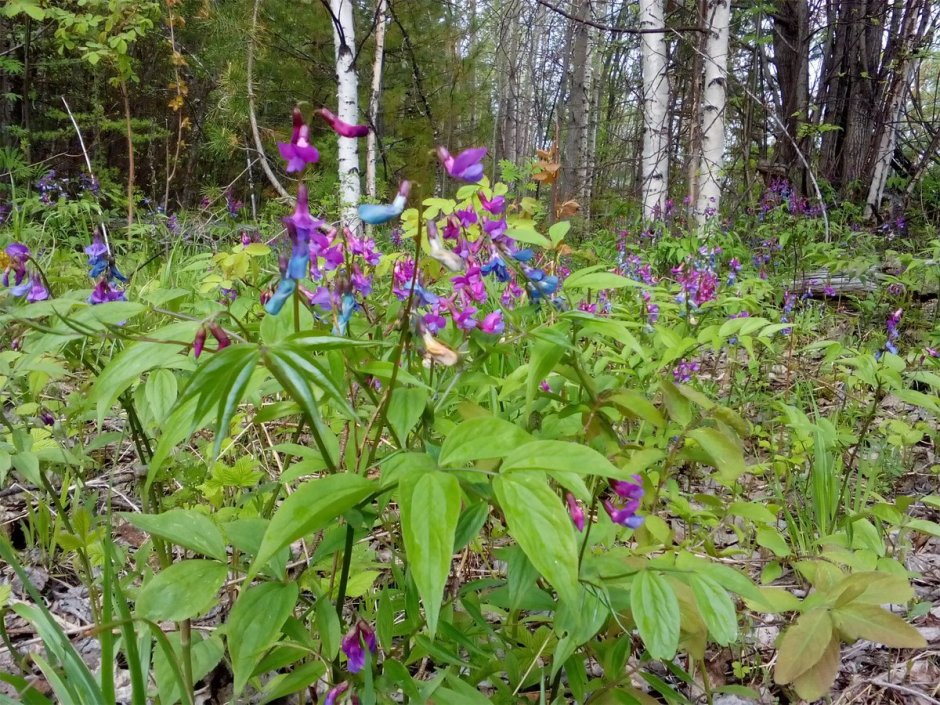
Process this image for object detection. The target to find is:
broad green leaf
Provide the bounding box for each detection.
[565,266,639,291]
[501,440,640,481]
[606,391,665,428]
[755,527,791,557]
[122,509,226,560]
[228,582,299,695]
[250,474,374,576]
[660,380,692,426]
[548,221,570,246]
[526,329,567,410]
[829,571,914,605]
[258,662,326,704]
[136,560,227,622]
[401,471,461,636]
[387,388,428,445]
[506,227,551,248]
[439,417,532,466]
[630,570,680,659]
[790,635,840,701]
[144,369,179,424]
[493,473,580,604]
[687,427,746,485]
[689,575,737,645]
[832,603,926,648]
[153,633,223,705]
[773,608,833,685]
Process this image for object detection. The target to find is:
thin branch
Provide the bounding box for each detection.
[61,97,112,253]
[247,0,291,201]
[534,0,704,34]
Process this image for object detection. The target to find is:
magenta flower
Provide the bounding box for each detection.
[566,493,585,532]
[451,305,478,331]
[455,208,478,228]
[480,310,504,335]
[325,682,349,705]
[611,475,644,501]
[277,108,319,173]
[478,191,505,214]
[193,327,207,359]
[208,324,230,351]
[317,108,370,138]
[483,217,507,240]
[437,146,486,183]
[603,499,643,529]
[424,311,447,333]
[3,242,29,287]
[88,279,126,305]
[341,620,376,673]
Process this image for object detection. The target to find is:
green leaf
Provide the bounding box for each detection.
[501,440,640,481]
[3,0,47,21]
[400,471,461,637]
[506,227,551,248]
[122,509,226,560]
[687,427,746,485]
[153,633,223,705]
[438,416,532,466]
[660,380,693,426]
[832,603,926,648]
[548,221,570,246]
[606,392,665,428]
[258,662,327,704]
[145,369,179,424]
[250,474,374,577]
[773,608,833,685]
[755,527,791,557]
[387,388,428,445]
[526,328,567,410]
[492,473,580,604]
[630,570,680,660]
[565,266,640,291]
[228,582,299,695]
[689,575,737,645]
[176,344,260,459]
[790,634,840,701]
[136,560,227,622]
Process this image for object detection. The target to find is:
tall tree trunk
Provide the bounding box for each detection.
[331,0,362,228]
[696,0,730,227]
[685,0,705,217]
[771,0,809,192]
[560,0,591,215]
[366,0,387,201]
[639,0,669,220]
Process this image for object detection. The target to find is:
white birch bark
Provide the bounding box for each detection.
[331,0,362,228]
[366,0,387,201]
[695,0,730,228]
[640,0,669,220]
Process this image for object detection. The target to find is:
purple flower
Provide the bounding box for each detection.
[3,242,30,287]
[478,191,505,214]
[823,284,836,298]
[480,310,504,335]
[39,410,55,426]
[88,279,126,305]
[611,475,644,501]
[451,266,486,303]
[302,285,333,310]
[603,499,644,529]
[26,276,49,303]
[348,231,382,267]
[437,146,486,183]
[424,311,447,333]
[455,208,478,228]
[317,108,370,138]
[482,217,507,240]
[672,359,701,384]
[885,308,903,355]
[566,493,585,532]
[341,620,376,673]
[325,683,349,705]
[481,254,509,282]
[277,108,320,173]
[193,327,207,358]
[451,305,478,331]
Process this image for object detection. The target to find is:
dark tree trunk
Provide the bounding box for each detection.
[771,0,809,193]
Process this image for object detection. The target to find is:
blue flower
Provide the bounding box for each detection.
[264,279,297,315]
[358,181,410,225]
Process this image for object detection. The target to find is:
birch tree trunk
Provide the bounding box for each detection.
[695,0,730,227]
[639,0,669,220]
[366,0,387,201]
[330,0,362,228]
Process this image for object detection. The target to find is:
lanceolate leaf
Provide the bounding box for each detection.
[122,509,226,560]
[400,471,461,637]
[689,574,738,645]
[687,426,746,485]
[135,560,227,622]
[790,634,841,701]
[439,417,532,466]
[493,473,580,605]
[228,582,299,695]
[250,474,375,577]
[631,570,680,660]
[832,603,926,648]
[501,440,641,481]
[773,608,833,685]
[176,344,260,459]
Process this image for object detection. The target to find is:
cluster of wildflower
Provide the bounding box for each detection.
[85,231,127,304]
[192,323,231,358]
[884,308,902,355]
[878,214,907,240]
[576,291,611,315]
[35,170,101,204]
[673,259,718,308]
[619,251,659,325]
[757,178,821,218]
[780,290,797,335]
[726,257,741,285]
[1,243,48,302]
[672,358,701,384]
[341,619,376,673]
[886,282,905,298]
[225,188,243,218]
[751,238,780,280]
